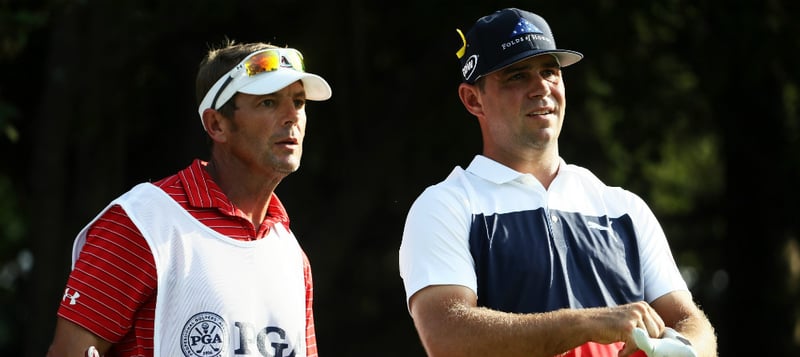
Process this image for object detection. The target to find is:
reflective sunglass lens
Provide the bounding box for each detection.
[245,52,280,76]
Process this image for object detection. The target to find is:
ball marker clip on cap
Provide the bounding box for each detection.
[456,8,583,83]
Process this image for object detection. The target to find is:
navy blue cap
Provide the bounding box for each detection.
[456,8,583,83]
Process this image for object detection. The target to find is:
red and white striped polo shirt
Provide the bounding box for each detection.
[57,159,317,357]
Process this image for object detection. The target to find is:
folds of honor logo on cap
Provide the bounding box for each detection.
[456,8,584,83]
[198,48,332,130]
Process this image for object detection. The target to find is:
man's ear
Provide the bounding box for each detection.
[201,108,228,143]
[457,83,484,118]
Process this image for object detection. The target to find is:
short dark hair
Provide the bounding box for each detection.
[195,39,278,116]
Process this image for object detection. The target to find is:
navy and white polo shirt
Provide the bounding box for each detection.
[399,155,687,313]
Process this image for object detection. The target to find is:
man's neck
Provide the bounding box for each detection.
[206,157,283,228]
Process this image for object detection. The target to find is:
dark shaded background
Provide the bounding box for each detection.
[1,0,799,355]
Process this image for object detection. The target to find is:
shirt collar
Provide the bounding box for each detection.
[179,159,233,211]
[465,155,567,186]
[178,159,290,226]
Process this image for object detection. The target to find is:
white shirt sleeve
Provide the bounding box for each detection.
[398,183,477,307]
[623,189,689,302]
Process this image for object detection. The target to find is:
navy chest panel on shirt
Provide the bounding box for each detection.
[468,208,643,313]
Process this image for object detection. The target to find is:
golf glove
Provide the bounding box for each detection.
[631,327,697,357]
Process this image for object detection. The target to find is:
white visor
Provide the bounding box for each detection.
[197,48,332,129]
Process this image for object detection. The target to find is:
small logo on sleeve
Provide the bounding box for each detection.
[63,288,81,305]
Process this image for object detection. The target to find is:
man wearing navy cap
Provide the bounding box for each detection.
[48,40,331,357]
[399,8,717,357]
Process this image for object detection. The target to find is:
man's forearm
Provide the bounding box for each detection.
[417,302,592,357]
[674,313,718,357]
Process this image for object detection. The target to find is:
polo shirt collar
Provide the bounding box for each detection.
[179,159,234,211]
[465,155,566,186]
[178,159,290,226]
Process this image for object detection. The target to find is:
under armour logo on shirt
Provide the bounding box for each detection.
[63,288,81,305]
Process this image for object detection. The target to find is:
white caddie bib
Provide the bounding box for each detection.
[75,183,307,357]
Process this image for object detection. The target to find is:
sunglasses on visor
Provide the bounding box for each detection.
[209,48,306,110]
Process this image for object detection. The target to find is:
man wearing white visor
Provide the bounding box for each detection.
[47,40,331,357]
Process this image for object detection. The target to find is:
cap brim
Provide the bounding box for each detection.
[549,50,583,67]
[482,49,583,80]
[239,68,332,101]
